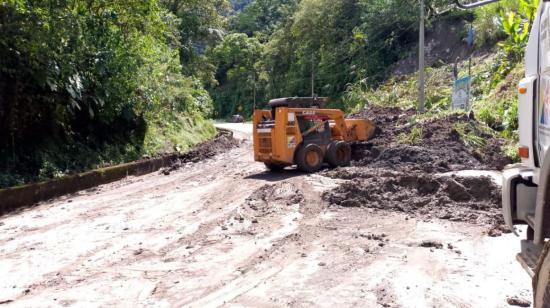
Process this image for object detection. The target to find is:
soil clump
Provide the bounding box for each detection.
[323,168,503,227]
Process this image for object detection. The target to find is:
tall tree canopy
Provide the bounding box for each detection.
[208,0,463,116]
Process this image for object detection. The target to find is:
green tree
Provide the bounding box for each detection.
[498,0,539,61]
[0,0,216,187]
[209,33,264,117]
[229,0,298,37]
[161,0,229,83]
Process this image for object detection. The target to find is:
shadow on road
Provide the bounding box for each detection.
[245,169,306,182]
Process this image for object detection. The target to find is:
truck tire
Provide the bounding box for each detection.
[295,144,324,173]
[264,162,285,171]
[534,241,550,308]
[326,141,352,167]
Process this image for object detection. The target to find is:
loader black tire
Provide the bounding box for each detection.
[534,241,550,308]
[264,162,286,171]
[326,141,352,168]
[295,144,324,173]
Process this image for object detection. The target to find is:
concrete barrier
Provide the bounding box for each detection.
[0,154,178,215]
[0,129,233,215]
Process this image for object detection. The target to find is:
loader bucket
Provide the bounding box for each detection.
[345,119,376,142]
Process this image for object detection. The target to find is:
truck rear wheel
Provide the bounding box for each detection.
[295,144,324,173]
[534,242,550,308]
[326,141,352,167]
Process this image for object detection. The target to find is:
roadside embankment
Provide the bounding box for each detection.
[0,129,237,215]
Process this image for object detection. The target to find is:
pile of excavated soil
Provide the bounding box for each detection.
[323,168,503,227]
[349,106,511,173]
[322,107,514,229]
[160,130,239,175]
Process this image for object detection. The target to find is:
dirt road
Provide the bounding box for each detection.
[0,124,532,307]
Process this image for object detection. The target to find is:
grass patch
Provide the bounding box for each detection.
[143,113,217,155]
[453,122,487,149]
[397,125,423,145]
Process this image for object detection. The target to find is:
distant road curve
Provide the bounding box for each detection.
[214,122,252,140]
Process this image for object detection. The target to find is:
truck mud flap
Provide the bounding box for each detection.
[502,168,522,235]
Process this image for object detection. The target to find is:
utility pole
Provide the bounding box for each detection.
[468,23,473,78]
[253,81,257,111]
[311,53,315,97]
[418,0,425,113]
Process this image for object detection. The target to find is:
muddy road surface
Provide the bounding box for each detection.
[0,123,532,307]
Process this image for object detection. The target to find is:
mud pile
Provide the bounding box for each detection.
[323,169,503,226]
[322,106,512,228]
[160,130,239,175]
[349,106,511,172]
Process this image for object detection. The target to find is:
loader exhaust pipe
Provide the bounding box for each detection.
[454,0,500,9]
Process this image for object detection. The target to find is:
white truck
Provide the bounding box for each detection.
[456,0,550,306]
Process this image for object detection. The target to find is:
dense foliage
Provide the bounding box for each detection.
[208,0,469,116]
[0,0,222,187]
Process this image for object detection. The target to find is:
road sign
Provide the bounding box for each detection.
[452,76,471,111]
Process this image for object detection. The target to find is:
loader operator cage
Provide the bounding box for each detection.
[263,97,332,145]
[267,97,328,119]
[296,113,332,146]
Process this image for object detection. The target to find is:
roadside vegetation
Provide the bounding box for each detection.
[0,1,225,187]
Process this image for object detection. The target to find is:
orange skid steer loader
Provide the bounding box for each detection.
[253,97,375,172]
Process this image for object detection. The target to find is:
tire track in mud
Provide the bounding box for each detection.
[177,175,331,306]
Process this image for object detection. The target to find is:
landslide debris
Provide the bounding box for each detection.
[323,169,503,226]
[419,240,443,249]
[349,106,511,172]
[160,130,239,175]
[320,106,512,228]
